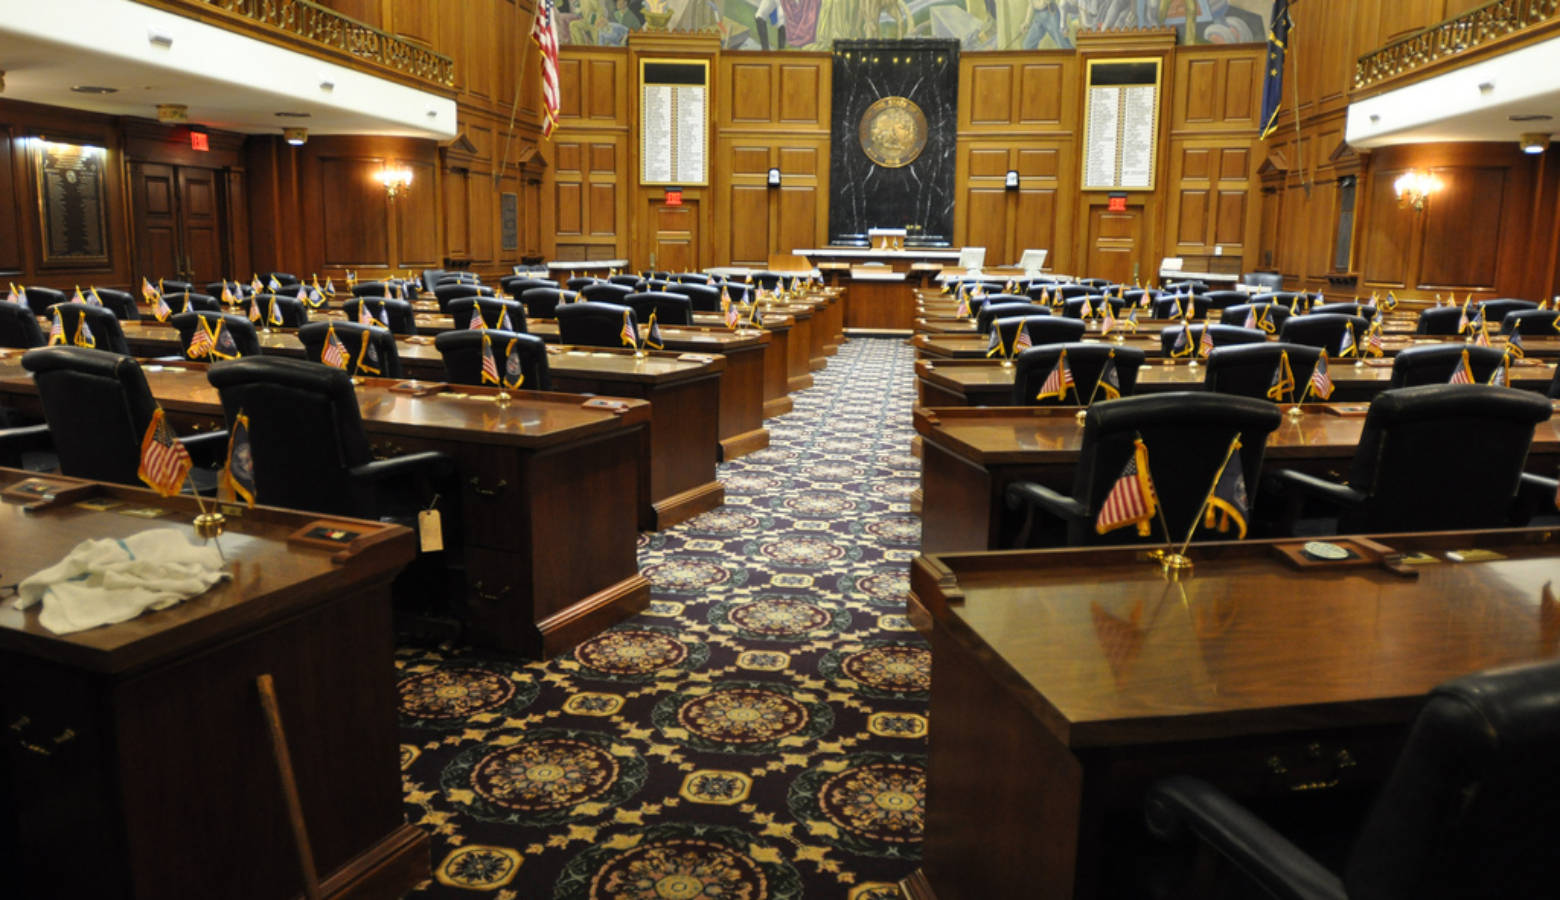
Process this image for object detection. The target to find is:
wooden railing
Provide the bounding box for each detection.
[146,0,455,89]
[1355,0,1560,90]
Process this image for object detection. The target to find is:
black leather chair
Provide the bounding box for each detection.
[1159,324,1267,355]
[1269,384,1552,533]
[674,272,712,284]
[204,281,243,299]
[91,288,139,321]
[419,269,448,293]
[159,279,194,296]
[433,272,480,287]
[1477,298,1537,325]
[977,302,1051,333]
[49,303,130,355]
[1003,391,1282,547]
[1277,313,1369,350]
[1415,306,1466,335]
[752,272,783,290]
[1203,343,1322,401]
[434,329,550,391]
[1062,296,1120,319]
[1242,271,1283,290]
[1146,656,1560,900]
[433,283,494,312]
[991,316,1086,352]
[1121,289,1161,309]
[625,291,693,326]
[1052,284,1100,302]
[1153,295,1213,320]
[1077,277,1113,289]
[520,287,578,319]
[608,274,641,287]
[448,297,528,333]
[641,278,675,294]
[21,346,225,490]
[342,298,416,335]
[22,286,67,317]
[254,294,309,328]
[264,272,300,289]
[1310,302,1378,322]
[1501,309,1560,335]
[1389,344,1508,387]
[165,292,222,315]
[1012,344,1146,405]
[170,312,261,360]
[1162,278,1209,293]
[351,280,405,300]
[297,322,402,378]
[0,300,45,348]
[556,301,638,349]
[581,282,633,304]
[1220,302,1291,334]
[668,283,722,312]
[565,276,600,291]
[206,355,452,521]
[1202,290,1247,311]
[501,276,556,298]
[719,282,755,305]
[1251,291,1309,313]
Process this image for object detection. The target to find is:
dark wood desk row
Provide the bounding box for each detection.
[0,468,426,900]
[911,329,1560,361]
[904,529,1560,900]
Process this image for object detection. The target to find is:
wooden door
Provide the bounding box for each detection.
[176,168,225,285]
[133,162,182,283]
[1086,206,1142,284]
[650,200,698,273]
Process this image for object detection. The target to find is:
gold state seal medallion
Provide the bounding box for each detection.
[859,96,927,168]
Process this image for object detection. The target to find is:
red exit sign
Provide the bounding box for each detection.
[189,131,209,152]
[664,189,682,206]
[1107,193,1127,212]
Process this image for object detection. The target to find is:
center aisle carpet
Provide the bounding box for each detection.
[396,336,927,899]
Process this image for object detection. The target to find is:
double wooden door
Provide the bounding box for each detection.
[131,163,231,286]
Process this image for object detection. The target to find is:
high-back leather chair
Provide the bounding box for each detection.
[434,272,480,288]
[1203,342,1321,401]
[1003,391,1282,547]
[1012,343,1146,406]
[1242,271,1283,290]
[719,282,755,305]
[1146,657,1560,900]
[165,292,222,315]
[22,286,67,317]
[1159,324,1267,355]
[1162,278,1208,293]
[990,316,1086,353]
[1153,294,1213,320]
[520,287,578,319]
[1077,277,1113,289]
[0,300,45,348]
[296,322,402,378]
[1477,298,1537,325]
[501,276,556,298]
[1202,290,1247,311]
[419,269,448,293]
[1389,344,1508,388]
[1220,302,1291,334]
[159,280,194,296]
[48,303,130,355]
[20,346,225,487]
[206,356,451,519]
[1277,312,1369,350]
[170,311,261,360]
[752,272,783,290]
[1502,309,1560,335]
[556,301,638,349]
[1310,302,1377,322]
[91,288,139,320]
[581,282,633,304]
[448,297,528,333]
[667,283,722,312]
[1062,295,1124,319]
[625,291,693,326]
[674,272,711,284]
[264,272,300,289]
[254,294,309,328]
[434,329,550,391]
[1251,290,1309,312]
[1415,306,1466,335]
[608,274,641,287]
[1269,384,1552,533]
[976,302,1051,333]
[565,276,600,291]
[342,297,416,335]
[432,282,494,312]
[1051,284,1100,302]
[204,281,246,299]
[351,280,404,300]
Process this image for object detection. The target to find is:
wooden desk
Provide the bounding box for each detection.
[0,468,427,899]
[845,268,914,330]
[915,357,1560,407]
[912,330,1560,361]
[904,532,1560,900]
[914,404,1560,554]
[0,366,652,656]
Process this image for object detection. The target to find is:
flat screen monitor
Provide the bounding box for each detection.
[957,247,986,271]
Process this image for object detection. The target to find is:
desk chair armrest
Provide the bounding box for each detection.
[348,451,456,485]
[1005,481,1088,523]
[1145,776,1346,900]
[177,430,230,468]
[0,423,53,467]
[1270,469,1365,509]
[1514,472,1559,524]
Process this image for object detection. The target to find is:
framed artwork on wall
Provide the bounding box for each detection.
[32,138,110,267]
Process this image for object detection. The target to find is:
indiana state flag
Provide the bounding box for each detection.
[1261,0,1292,139]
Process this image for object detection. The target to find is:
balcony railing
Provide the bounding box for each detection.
[1355,0,1560,90]
[160,0,455,89]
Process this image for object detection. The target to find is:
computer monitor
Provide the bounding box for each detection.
[957,247,986,271]
[1016,249,1048,274]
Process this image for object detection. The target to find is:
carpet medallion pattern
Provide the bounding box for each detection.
[397,336,925,898]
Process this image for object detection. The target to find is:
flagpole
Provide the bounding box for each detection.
[495,0,543,188]
[1169,434,1244,569]
[1076,349,1113,425]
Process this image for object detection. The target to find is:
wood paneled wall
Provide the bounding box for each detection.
[550,48,631,262]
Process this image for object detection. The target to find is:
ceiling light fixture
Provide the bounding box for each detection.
[284,127,308,146]
[1519,133,1550,154]
[274,111,311,118]
[1510,113,1553,122]
[71,85,118,95]
[156,104,188,124]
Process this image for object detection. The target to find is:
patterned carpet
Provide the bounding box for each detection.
[395,336,927,899]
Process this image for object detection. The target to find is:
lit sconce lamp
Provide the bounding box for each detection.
[1393,169,1442,212]
[1519,132,1550,154]
[375,165,413,200]
[283,127,307,146]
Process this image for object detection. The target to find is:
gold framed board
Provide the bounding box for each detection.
[32,139,110,266]
[639,58,709,187]
[1081,58,1162,192]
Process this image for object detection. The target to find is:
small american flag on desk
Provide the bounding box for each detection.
[1096,439,1158,537]
[138,408,192,497]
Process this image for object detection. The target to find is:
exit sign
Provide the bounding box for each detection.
[664,189,682,206]
[1107,193,1127,212]
[189,131,209,152]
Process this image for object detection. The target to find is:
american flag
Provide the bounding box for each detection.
[1012,324,1032,353]
[221,284,238,307]
[321,324,350,369]
[186,320,214,358]
[248,293,262,323]
[73,286,87,304]
[1243,307,1256,329]
[141,277,159,303]
[532,0,561,137]
[954,292,970,319]
[480,331,500,385]
[1096,439,1158,537]
[48,310,64,345]
[724,301,741,331]
[137,407,193,497]
[1449,351,1475,385]
[1199,325,1215,358]
[1101,303,1117,335]
[1079,297,1093,319]
[154,291,172,323]
[1036,350,1075,401]
[1457,304,1469,333]
[1474,322,1492,347]
[467,306,486,329]
[621,309,639,347]
[1309,351,1334,399]
[1368,322,1384,356]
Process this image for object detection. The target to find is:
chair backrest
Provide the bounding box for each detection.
[448,297,528,334]
[608,274,641,287]
[1159,324,1267,355]
[556,301,638,349]
[1153,295,1212,320]
[1122,289,1161,307]
[1477,299,1537,325]
[1251,291,1308,312]
[1067,391,1282,545]
[159,280,194,295]
[420,269,448,293]
[20,346,157,485]
[977,302,1050,333]
[49,303,130,355]
[433,329,550,391]
[166,291,222,314]
[1077,277,1112,288]
[520,287,578,319]
[1202,290,1247,311]
[1062,295,1124,318]
[581,282,634,303]
[1389,344,1508,388]
[170,311,261,360]
[752,272,783,290]
[433,282,493,312]
[0,300,45,348]
[434,272,480,287]
[1203,342,1321,401]
[351,280,404,300]
[296,321,402,378]
[501,276,556,298]
[1502,309,1560,335]
[720,282,755,305]
[1242,271,1284,290]
[206,356,373,516]
[1220,302,1290,334]
[342,297,416,335]
[1415,306,1466,335]
[1344,384,1552,532]
[1277,313,1368,350]
[565,276,600,291]
[1053,284,1100,301]
[674,272,711,284]
[991,316,1086,354]
[1310,302,1377,322]
[255,294,309,328]
[1012,343,1146,406]
[667,282,723,311]
[92,288,139,320]
[625,291,694,326]
[23,286,67,317]
[264,272,300,288]
[1344,658,1560,900]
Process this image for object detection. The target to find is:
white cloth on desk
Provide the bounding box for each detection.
[13,528,229,634]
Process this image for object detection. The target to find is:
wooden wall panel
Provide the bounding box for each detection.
[550,48,630,261]
[319,157,392,266]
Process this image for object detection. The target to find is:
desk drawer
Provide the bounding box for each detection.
[365,434,526,555]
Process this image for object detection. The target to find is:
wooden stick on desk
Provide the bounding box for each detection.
[256,673,323,900]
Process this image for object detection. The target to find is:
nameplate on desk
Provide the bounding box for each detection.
[582,398,630,413]
[677,353,715,363]
[1323,404,1371,417]
[389,380,447,397]
[286,518,392,555]
[2,477,97,509]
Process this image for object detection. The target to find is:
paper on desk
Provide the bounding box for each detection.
[14,528,229,634]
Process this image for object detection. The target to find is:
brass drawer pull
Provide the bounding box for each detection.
[468,477,508,497]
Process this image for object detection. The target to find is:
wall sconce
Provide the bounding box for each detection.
[375,166,413,200]
[1393,170,1442,212]
[283,127,307,146]
[767,167,781,188]
[1519,132,1550,155]
[1005,170,1019,190]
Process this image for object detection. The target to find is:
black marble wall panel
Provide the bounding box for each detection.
[828,39,959,247]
